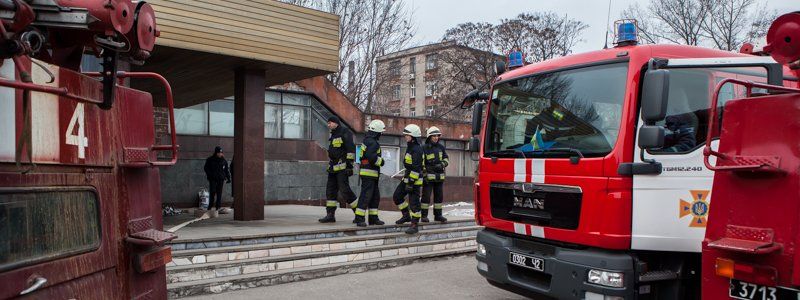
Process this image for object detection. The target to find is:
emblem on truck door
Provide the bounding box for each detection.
[679,190,711,228]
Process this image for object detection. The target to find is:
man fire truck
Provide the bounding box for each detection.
[700,12,800,300]
[465,20,795,299]
[0,1,177,299]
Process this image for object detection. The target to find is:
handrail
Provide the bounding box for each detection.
[704,78,800,171]
[83,71,179,166]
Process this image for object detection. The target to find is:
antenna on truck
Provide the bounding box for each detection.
[604,0,613,49]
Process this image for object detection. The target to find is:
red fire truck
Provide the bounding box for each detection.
[466,20,796,299]
[700,12,800,300]
[0,1,177,299]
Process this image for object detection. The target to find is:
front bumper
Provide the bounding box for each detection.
[476,229,636,300]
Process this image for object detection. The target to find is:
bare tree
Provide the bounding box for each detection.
[622,0,775,50]
[495,12,588,62]
[280,0,415,112]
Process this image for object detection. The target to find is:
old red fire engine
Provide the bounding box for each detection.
[0,0,177,299]
[701,11,800,300]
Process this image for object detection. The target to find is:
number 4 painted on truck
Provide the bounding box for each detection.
[65,103,88,159]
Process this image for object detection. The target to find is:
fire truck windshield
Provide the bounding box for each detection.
[485,62,628,158]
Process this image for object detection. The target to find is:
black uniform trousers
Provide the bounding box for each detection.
[208,179,224,210]
[356,177,381,217]
[325,171,357,212]
[422,181,444,217]
[393,181,422,222]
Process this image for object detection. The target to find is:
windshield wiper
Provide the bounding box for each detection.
[532,147,584,164]
[485,149,527,158]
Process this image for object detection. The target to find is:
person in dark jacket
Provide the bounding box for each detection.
[204,146,231,218]
[393,124,424,234]
[421,126,448,223]
[319,116,358,223]
[354,119,387,227]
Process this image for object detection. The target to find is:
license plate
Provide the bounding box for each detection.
[508,252,544,272]
[729,279,800,300]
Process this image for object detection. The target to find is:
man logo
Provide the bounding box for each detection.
[514,196,545,210]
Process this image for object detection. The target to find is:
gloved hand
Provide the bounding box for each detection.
[433,164,445,173]
[345,168,354,177]
[405,183,414,193]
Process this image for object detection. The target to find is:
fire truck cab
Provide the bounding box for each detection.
[469,22,795,299]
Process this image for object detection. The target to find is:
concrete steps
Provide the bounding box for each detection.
[166,221,479,298]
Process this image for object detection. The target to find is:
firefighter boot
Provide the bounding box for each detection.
[421,208,430,223]
[405,222,419,234]
[318,208,336,223]
[434,209,447,223]
[368,215,385,226]
[395,209,411,225]
[354,215,367,227]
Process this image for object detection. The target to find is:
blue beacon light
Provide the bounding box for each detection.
[616,21,638,46]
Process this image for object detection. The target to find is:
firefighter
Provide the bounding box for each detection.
[393,124,424,234]
[422,126,448,223]
[318,116,358,223]
[354,119,387,227]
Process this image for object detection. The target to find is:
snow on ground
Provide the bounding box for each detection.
[443,202,472,208]
[444,208,475,217]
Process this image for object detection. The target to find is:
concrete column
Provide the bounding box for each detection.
[233,68,265,221]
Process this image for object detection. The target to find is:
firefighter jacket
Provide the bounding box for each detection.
[328,124,356,173]
[403,138,424,186]
[358,131,384,178]
[423,139,449,182]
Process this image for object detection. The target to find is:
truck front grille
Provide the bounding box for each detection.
[490,182,582,230]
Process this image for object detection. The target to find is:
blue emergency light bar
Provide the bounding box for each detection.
[507,51,524,68]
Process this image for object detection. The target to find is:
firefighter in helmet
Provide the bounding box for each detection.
[394,124,425,234]
[422,126,448,223]
[354,119,387,227]
[319,116,358,223]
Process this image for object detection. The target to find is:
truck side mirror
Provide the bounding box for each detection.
[468,136,480,152]
[471,102,484,136]
[641,69,670,124]
[638,125,665,150]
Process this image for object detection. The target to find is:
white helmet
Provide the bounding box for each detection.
[367,119,386,133]
[403,124,422,138]
[426,126,442,138]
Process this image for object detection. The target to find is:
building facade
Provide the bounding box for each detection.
[374,41,501,118]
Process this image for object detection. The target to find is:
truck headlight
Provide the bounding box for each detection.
[587,269,624,288]
[477,243,487,257]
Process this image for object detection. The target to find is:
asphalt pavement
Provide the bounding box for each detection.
[184,255,529,300]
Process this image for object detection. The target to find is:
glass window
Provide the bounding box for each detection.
[486,62,628,158]
[409,57,416,74]
[0,188,100,272]
[264,104,281,138]
[209,100,234,137]
[282,106,309,139]
[265,91,281,104]
[80,54,102,73]
[393,85,401,100]
[390,60,401,76]
[410,82,416,98]
[380,146,400,176]
[446,150,464,176]
[283,93,311,106]
[312,111,330,147]
[426,53,437,70]
[649,67,769,154]
[425,82,435,96]
[410,107,416,117]
[174,103,208,135]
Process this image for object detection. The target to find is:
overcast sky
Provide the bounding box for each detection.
[408,0,800,54]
